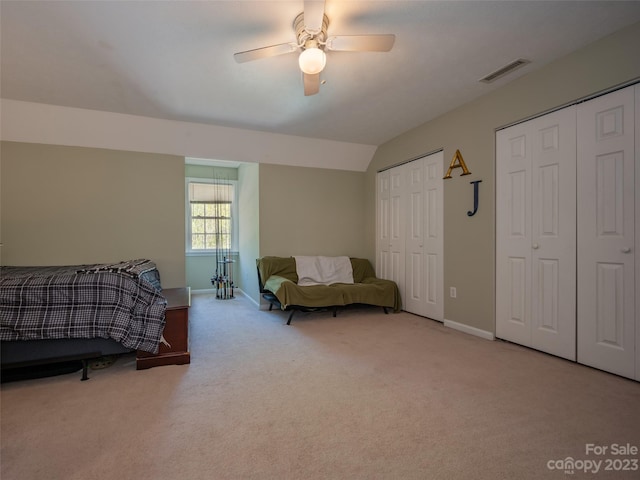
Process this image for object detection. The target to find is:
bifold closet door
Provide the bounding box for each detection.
[637,84,640,382]
[376,152,443,320]
[377,166,406,296]
[496,106,577,360]
[577,86,636,379]
[377,170,391,280]
[389,166,407,298]
[405,159,425,315]
[404,152,444,320]
[423,152,444,321]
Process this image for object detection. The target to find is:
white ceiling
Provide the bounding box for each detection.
[2,1,640,146]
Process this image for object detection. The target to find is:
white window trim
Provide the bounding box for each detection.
[185,177,239,255]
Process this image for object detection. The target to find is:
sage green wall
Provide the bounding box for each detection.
[185,164,240,290]
[238,162,260,303]
[0,141,186,287]
[365,21,640,334]
[186,254,239,291]
[259,163,365,258]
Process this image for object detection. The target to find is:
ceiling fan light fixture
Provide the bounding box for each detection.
[233,2,395,96]
[298,47,326,75]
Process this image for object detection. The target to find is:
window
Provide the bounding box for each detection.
[186,179,238,254]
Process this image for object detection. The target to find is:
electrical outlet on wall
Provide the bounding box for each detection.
[450,287,457,298]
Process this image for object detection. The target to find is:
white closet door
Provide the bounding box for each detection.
[389,166,406,298]
[376,170,390,279]
[403,151,444,320]
[636,84,640,381]
[530,107,576,360]
[423,151,444,321]
[496,107,576,360]
[376,152,443,320]
[496,121,533,346]
[577,86,636,379]
[405,159,426,315]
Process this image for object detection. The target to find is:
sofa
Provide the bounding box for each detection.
[256,256,401,324]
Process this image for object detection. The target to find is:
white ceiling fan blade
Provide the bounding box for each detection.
[303,73,320,96]
[303,0,325,35]
[234,43,298,63]
[325,34,395,52]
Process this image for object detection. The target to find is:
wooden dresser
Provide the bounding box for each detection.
[136,287,191,370]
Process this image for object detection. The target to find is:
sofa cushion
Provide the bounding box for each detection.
[264,275,345,309]
[340,278,401,311]
[350,258,376,283]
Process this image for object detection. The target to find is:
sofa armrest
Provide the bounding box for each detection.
[263,275,294,296]
[257,257,298,285]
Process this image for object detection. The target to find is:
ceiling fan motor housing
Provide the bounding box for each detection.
[294,12,329,50]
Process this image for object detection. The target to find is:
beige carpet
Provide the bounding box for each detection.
[1,293,639,480]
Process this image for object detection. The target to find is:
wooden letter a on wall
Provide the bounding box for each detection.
[443,149,471,179]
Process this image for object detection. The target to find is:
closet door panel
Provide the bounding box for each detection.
[496,124,532,345]
[405,160,426,315]
[634,84,640,381]
[636,84,640,381]
[577,86,635,379]
[497,107,576,360]
[530,108,576,360]
[507,257,527,325]
[423,151,444,321]
[389,167,406,299]
[376,152,443,320]
[376,171,390,279]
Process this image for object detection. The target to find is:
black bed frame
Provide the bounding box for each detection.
[1,338,132,381]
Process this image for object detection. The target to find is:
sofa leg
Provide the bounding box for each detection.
[333,307,337,317]
[383,307,389,314]
[286,310,295,325]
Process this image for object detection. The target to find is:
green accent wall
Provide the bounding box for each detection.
[0,142,186,287]
[258,163,365,258]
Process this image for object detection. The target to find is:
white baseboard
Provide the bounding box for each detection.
[190,288,216,295]
[191,287,244,296]
[240,290,261,308]
[444,319,495,341]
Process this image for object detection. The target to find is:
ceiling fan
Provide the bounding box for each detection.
[233,0,395,96]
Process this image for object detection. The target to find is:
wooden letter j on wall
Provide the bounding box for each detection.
[467,180,482,216]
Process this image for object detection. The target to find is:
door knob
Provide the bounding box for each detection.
[532,243,539,250]
[621,247,631,253]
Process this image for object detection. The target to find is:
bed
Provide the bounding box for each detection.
[0,259,167,380]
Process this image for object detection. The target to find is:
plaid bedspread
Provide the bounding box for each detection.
[0,260,167,353]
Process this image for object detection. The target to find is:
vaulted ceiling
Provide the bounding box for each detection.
[2,1,640,146]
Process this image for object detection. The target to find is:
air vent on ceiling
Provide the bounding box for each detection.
[479,58,531,84]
